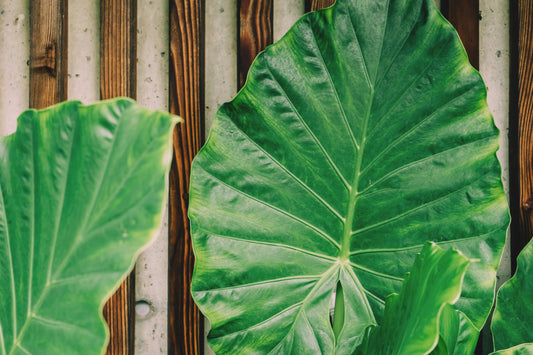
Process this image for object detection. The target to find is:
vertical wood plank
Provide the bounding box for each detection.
[512,0,533,264]
[29,0,68,109]
[100,0,136,100]
[100,0,137,353]
[440,0,480,69]
[238,0,272,89]
[169,0,204,354]
[305,0,336,12]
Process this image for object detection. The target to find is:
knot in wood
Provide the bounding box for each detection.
[522,197,533,212]
[31,41,57,75]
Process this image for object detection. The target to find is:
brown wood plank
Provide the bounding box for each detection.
[100,0,137,353]
[511,0,533,265]
[168,0,204,354]
[305,0,336,12]
[238,0,272,89]
[440,0,479,69]
[100,0,137,100]
[29,0,68,109]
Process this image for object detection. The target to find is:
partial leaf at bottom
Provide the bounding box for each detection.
[354,242,470,355]
[492,239,533,351]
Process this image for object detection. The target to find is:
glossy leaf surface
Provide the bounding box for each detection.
[354,243,470,355]
[491,344,533,355]
[189,0,509,353]
[0,98,178,354]
[433,305,479,355]
[492,239,533,351]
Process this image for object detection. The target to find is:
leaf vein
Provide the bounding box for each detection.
[358,136,496,195]
[350,227,504,256]
[348,262,403,282]
[221,109,345,221]
[262,61,351,191]
[48,114,78,286]
[196,227,338,262]
[352,173,488,236]
[51,114,124,281]
[360,86,478,176]
[197,164,340,249]
[366,43,449,141]
[309,18,360,151]
[196,276,322,293]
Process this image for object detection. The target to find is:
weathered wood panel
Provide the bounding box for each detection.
[511,0,533,266]
[441,0,480,69]
[169,0,204,354]
[306,0,336,12]
[238,0,272,89]
[100,0,137,353]
[29,0,68,109]
[100,0,136,100]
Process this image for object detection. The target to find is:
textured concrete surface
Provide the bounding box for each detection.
[68,0,99,104]
[135,0,170,353]
[205,0,238,138]
[0,0,29,135]
[273,0,305,42]
[480,0,511,288]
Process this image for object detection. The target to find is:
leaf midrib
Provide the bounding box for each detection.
[307,4,378,261]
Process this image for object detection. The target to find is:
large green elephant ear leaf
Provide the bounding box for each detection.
[189,0,509,353]
[491,239,533,352]
[0,98,178,354]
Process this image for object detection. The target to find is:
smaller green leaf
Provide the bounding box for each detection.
[433,305,478,355]
[354,242,470,355]
[492,239,533,350]
[491,344,533,355]
[0,98,179,354]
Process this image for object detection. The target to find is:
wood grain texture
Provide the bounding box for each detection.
[238,0,272,89]
[103,276,135,355]
[441,0,479,69]
[100,0,137,353]
[515,0,533,262]
[169,0,204,354]
[29,0,68,109]
[306,0,336,12]
[100,0,137,100]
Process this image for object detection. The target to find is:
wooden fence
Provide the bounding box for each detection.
[0,0,531,354]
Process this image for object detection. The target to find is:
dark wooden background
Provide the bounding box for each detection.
[25,0,530,354]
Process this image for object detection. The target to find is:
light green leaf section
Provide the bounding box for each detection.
[434,305,479,355]
[189,0,509,353]
[492,239,533,351]
[0,98,178,354]
[354,243,470,355]
[491,344,533,355]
